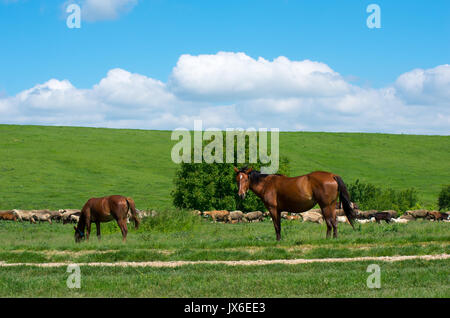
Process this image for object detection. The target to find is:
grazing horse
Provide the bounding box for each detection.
[234,167,356,240]
[74,195,140,243]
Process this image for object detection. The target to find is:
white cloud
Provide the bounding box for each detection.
[395,64,450,105]
[169,52,351,101]
[93,68,176,109]
[1,52,449,135]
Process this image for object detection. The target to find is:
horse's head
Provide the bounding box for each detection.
[73,226,85,243]
[234,166,253,199]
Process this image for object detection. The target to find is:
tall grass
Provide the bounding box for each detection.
[100,209,203,235]
[137,209,203,233]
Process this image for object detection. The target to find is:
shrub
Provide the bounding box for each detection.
[438,185,450,211]
[171,132,290,212]
[347,179,418,213]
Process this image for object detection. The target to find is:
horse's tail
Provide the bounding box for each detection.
[126,197,140,229]
[334,176,356,229]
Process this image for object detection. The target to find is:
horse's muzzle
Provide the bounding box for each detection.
[239,193,246,200]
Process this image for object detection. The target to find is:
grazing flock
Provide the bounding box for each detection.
[0,209,81,224]
[0,208,154,225]
[0,205,448,226]
[197,205,450,225]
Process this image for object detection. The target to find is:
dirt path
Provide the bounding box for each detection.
[0,254,449,268]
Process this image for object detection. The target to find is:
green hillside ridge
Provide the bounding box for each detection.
[0,124,448,210]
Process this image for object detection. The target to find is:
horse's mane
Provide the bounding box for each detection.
[238,167,285,184]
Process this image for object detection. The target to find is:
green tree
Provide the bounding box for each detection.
[438,185,450,211]
[171,132,290,212]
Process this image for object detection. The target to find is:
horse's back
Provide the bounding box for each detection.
[269,171,338,212]
[107,195,129,212]
[306,171,338,181]
[269,175,315,211]
[83,195,128,222]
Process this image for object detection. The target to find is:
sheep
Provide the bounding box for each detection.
[405,209,429,219]
[399,214,416,221]
[299,211,323,224]
[60,209,81,224]
[372,212,392,224]
[203,210,230,223]
[0,210,18,221]
[69,214,80,223]
[243,211,264,223]
[12,210,36,224]
[337,215,351,224]
[356,217,376,224]
[392,217,409,224]
[33,212,53,224]
[228,210,244,223]
[356,210,377,219]
[381,210,398,218]
[427,211,449,221]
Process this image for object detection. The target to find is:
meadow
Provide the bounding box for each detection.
[0,212,449,262]
[0,124,449,297]
[0,214,449,297]
[0,124,449,210]
[1,259,448,297]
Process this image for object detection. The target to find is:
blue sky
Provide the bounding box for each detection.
[0,0,449,134]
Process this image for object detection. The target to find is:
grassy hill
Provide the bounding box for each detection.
[0,124,448,210]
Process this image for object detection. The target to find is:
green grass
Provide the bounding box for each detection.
[0,212,448,297]
[0,214,448,263]
[0,124,449,210]
[1,259,448,297]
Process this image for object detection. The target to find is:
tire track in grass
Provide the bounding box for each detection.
[0,254,449,267]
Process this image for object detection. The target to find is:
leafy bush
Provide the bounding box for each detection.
[171,133,290,211]
[172,158,290,212]
[347,179,418,213]
[438,185,450,211]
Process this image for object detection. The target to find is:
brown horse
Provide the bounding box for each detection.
[234,167,356,240]
[74,195,140,243]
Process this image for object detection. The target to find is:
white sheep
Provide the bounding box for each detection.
[356,217,376,224]
[392,217,409,224]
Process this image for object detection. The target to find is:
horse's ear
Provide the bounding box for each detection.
[233,166,239,173]
[245,167,253,174]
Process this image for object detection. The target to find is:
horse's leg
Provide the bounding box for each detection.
[86,221,91,241]
[117,219,128,242]
[321,205,336,239]
[331,208,338,239]
[269,207,281,241]
[96,221,101,240]
[328,202,338,238]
